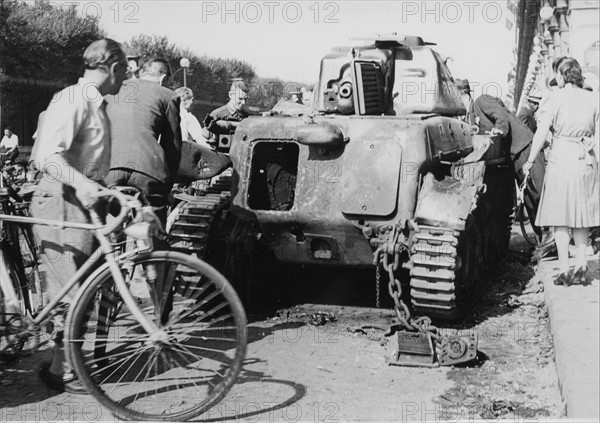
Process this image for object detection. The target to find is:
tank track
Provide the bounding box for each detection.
[409,225,462,319]
[167,169,233,259]
[408,164,514,320]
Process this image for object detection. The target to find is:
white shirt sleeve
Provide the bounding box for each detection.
[188,115,203,142]
[33,90,85,165]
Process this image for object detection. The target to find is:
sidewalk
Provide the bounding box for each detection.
[537,248,600,419]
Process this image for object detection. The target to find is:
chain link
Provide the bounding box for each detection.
[375,265,381,308]
[373,226,440,340]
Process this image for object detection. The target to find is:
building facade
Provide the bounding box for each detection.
[509,0,599,112]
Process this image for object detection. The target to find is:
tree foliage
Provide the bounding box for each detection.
[125,34,256,105]
[125,34,310,111]
[0,0,104,82]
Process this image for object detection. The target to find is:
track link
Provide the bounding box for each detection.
[167,169,233,258]
[409,225,462,319]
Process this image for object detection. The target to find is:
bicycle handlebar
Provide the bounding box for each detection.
[91,189,138,235]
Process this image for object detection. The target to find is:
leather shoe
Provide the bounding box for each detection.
[38,362,88,395]
[554,271,572,287]
[573,266,589,286]
[591,228,600,254]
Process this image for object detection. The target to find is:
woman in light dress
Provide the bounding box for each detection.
[175,87,212,148]
[523,58,599,286]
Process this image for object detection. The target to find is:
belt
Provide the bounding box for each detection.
[553,134,596,165]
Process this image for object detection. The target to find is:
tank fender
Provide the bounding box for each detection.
[414,162,486,231]
[175,140,232,183]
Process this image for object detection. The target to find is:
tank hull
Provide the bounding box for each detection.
[229,114,476,266]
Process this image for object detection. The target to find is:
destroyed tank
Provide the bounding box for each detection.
[168,35,514,320]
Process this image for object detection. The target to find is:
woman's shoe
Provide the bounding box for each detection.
[573,266,589,286]
[554,271,572,287]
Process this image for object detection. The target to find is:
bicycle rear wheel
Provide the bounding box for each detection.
[65,251,247,421]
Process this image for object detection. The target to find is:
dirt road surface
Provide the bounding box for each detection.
[0,226,561,421]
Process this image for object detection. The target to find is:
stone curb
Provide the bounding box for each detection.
[540,254,600,419]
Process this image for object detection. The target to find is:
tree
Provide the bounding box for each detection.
[125,34,310,113]
[0,0,104,82]
[125,34,256,105]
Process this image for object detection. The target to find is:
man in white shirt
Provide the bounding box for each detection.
[30,38,129,394]
[0,127,19,162]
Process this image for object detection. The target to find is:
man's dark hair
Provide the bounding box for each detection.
[229,80,249,93]
[557,58,584,88]
[4,127,11,132]
[140,58,173,80]
[84,38,126,70]
[552,56,567,73]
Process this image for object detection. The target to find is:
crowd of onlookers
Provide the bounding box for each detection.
[20,38,257,394]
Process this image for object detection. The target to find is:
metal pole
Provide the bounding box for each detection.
[183,68,187,87]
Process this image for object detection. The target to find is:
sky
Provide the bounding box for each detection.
[48,1,517,99]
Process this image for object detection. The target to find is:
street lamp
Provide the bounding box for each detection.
[179,57,190,87]
[540,1,554,22]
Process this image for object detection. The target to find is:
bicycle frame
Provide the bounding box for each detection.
[0,207,160,345]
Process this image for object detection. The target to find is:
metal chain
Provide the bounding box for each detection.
[375,265,381,308]
[373,226,441,340]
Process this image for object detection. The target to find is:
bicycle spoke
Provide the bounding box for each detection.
[166,291,226,327]
[88,343,150,381]
[164,347,211,391]
[97,343,154,386]
[165,343,230,393]
[83,344,146,368]
[127,347,162,407]
[164,333,238,343]
[165,341,229,376]
[67,252,247,421]
[168,301,231,329]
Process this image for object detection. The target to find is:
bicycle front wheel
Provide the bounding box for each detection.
[65,251,247,421]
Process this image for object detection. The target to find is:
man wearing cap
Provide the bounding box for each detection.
[455,78,556,261]
[517,95,541,133]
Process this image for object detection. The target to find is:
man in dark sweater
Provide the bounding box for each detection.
[455,79,555,261]
[202,80,250,146]
[104,58,182,225]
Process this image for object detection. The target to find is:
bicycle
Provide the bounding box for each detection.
[0,189,248,421]
[0,165,43,330]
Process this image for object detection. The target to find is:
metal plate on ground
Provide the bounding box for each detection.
[388,331,437,367]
